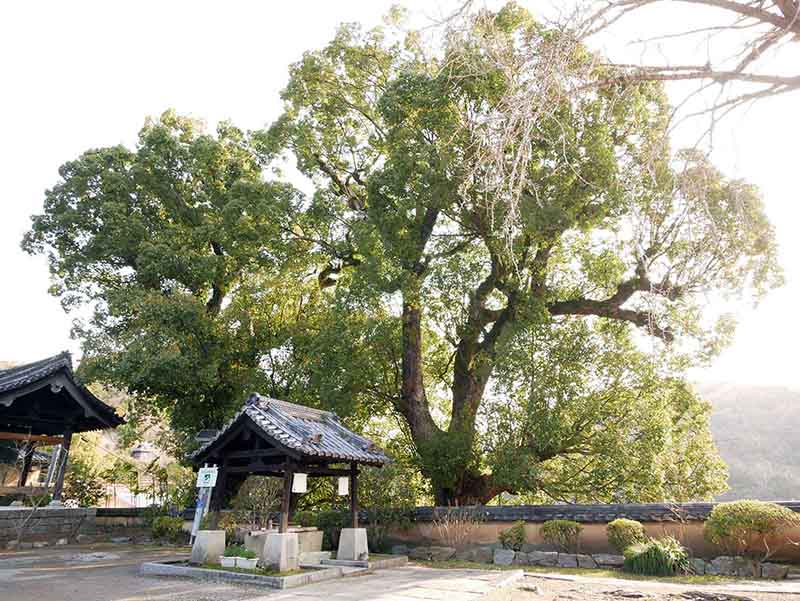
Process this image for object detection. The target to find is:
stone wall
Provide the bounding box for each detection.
[0,507,96,546]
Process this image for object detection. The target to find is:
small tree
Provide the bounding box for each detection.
[498,520,527,551]
[433,506,487,549]
[231,476,282,529]
[705,500,800,575]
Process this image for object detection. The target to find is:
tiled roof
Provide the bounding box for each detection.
[0,352,74,394]
[0,352,123,433]
[190,394,389,466]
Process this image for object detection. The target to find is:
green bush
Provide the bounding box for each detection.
[366,507,413,553]
[704,500,800,574]
[218,512,239,542]
[498,520,527,551]
[607,518,646,553]
[151,516,185,543]
[541,519,582,553]
[294,510,349,550]
[623,537,691,576]
[224,544,256,559]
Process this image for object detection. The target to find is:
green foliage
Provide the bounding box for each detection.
[224,544,256,559]
[63,457,104,507]
[365,507,414,553]
[498,520,526,551]
[218,512,239,542]
[293,510,350,550]
[623,537,691,576]
[607,519,647,553]
[704,500,800,562]
[541,520,582,553]
[151,516,185,543]
[231,476,282,529]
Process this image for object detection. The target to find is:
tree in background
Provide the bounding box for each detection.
[24,4,780,505]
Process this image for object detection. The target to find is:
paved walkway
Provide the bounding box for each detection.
[0,545,519,601]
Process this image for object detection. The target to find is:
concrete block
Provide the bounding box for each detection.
[493,548,515,566]
[263,532,299,572]
[557,553,578,568]
[337,528,368,561]
[191,530,225,565]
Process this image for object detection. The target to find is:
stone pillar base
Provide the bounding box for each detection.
[337,527,368,561]
[262,532,299,572]
[191,530,225,565]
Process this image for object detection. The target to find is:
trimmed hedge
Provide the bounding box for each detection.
[541,519,582,553]
[607,518,646,553]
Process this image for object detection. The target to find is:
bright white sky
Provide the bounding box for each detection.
[1,1,797,388]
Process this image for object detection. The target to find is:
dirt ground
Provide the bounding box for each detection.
[519,572,800,601]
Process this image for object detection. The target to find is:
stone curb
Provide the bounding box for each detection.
[140,560,345,589]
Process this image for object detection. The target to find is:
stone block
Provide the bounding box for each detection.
[761,562,789,579]
[409,546,431,560]
[557,553,578,568]
[56,538,68,546]
[391,544,409,556]
[734,556,755,577]
[337,528,368,562]
[512,551,528,565]
[474,546,494,564]
[428,546,456,561]
[244,532,268,557]
[263,532,299,572]
[33,541,48,548]
[297,529,323,554]
[299,550,331,564]
[111,536,131,544]
[786,567,800,580]
[191,530,225,565]
[577,554,597,569]
[708,556,736,576]
[593,553,624,568]
[5,540,18,550]
[493,548,515,566]
[527,550,558,566]
[690,558,706,575]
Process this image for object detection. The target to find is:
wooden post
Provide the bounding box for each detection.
[280,464,293,533]
[51,428,73,502]
[16,442,35,487]
[210,464,227,512]
[350,463,358,529]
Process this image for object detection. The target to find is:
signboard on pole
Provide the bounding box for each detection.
[196,466,218,488]
[190,465,218,542]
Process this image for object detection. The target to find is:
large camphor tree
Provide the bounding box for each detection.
[25,4,780,505]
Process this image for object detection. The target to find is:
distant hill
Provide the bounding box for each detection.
[697,382,800,501]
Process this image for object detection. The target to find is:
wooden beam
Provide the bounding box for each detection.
[224,448,284,460]
[281,464,294,534]
[0,432,64,444]
[51,428,73,502]
[350,462,359,529]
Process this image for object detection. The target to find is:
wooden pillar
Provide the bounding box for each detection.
[17,442,36,487]
[51,428,73,502]
[280,464,293,533]
[210,464,227,512]
[350,462,359,529]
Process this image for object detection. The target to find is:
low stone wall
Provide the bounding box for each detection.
[0,507,96,547]
[389,501,800,563]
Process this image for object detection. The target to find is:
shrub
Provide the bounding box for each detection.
[498,520,527,551]
[151,515,185,543]
[433,506,486,549]
[704,500,800,575]
[541,519,582,553]
[607,518,646,553]
[623,537,691,576]
[217,512,239,542]
[224,544,256,559]
[294,510,350,550]
[367,507,413,553]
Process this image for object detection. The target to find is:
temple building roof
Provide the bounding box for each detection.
[0,352,124,435]
[190,393,389,467]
